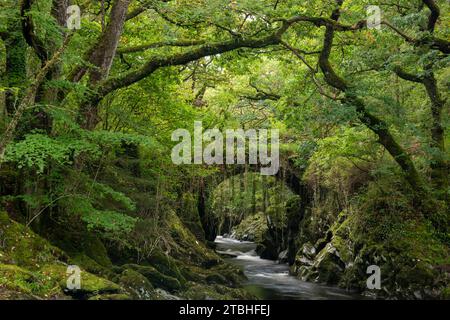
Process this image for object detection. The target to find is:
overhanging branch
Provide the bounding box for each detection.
[98,21,295,97]
[422,0,440,32]
[117,39,206,54]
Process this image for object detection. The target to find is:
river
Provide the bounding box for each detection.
[214,236,362,300]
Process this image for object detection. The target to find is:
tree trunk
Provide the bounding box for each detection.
[3,22,27,116]
[317,0,435,218]
[422,72,448,190]
[394,64,447,190]
[78,0,131,130]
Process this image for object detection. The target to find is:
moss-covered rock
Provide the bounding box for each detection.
[0,206,254,301]
[69,253,112,278]
[178,192,206,242]
[176,262,247,287]
[231,212,268,242]
[292,242,316,279]
[39,264,122,299]
[122,263,182,292]
[442,285,450,299]
[88,293,132,300]
[0,211,67,268]
[293,181,450,299]
[145,249,187,284]
[82,235,113,268]
[0,264,41,297]
[204,272,229,285]
[0,263,73,299]
[301,242,316,259]
[209,263,247,286]
[118,268,154,299]
[331,235,353,267]
[313,243,346,284]
[2,257,160,300]
[165,211,221,267]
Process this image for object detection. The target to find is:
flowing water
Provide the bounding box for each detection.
[214,236,362,300]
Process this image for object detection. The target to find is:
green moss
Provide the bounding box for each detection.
[0,212,67,268]
[178,265,205,282]
[146,250,187,283]
[82,235,112,268]
[210,263,247,285]
[205,273,229,285]
[178,192,205,241]
[69,253,110,276]
[118,268,154,299]
[40,264,121,298]
[165,211,220,266]
[175,261,247,287]
[331,235,353,266]
[79,273,120,294]
[0,264,62,298]
[123,263,182,292]
[231,212,268,242]
[0,262,127,300]
[0,210,9,225]
[442,285,450,299]
[313,243,345,284]
[0,264,38,295]
[88,293,131,300]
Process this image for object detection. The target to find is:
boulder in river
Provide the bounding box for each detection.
[278,250,289,264]
[293,241,346,285]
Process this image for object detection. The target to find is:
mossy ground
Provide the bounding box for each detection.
[0,209,254,300]
[0,210,132,299]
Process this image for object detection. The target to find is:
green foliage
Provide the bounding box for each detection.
[82,210,137,236]
[4,133,99,173]
[210,173,295,236]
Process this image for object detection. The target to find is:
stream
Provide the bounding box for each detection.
[214,236,362,300]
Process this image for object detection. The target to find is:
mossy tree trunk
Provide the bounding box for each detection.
[3,20,27,117]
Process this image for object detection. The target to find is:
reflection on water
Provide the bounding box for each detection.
[215,236,362,300]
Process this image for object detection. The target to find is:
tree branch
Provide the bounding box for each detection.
[381,20,415,43]
[88,0,131,84]
[247,83,282,101]
[125,0,173,21]
[381,19,449,54]
[393,66,423,83]
[422,0,440,32]
[98,21,294,97]
[21,0,49,63]
[282,41,340,100]
[117,39,206,54]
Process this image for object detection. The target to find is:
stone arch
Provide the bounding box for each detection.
[196,159,311,265]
